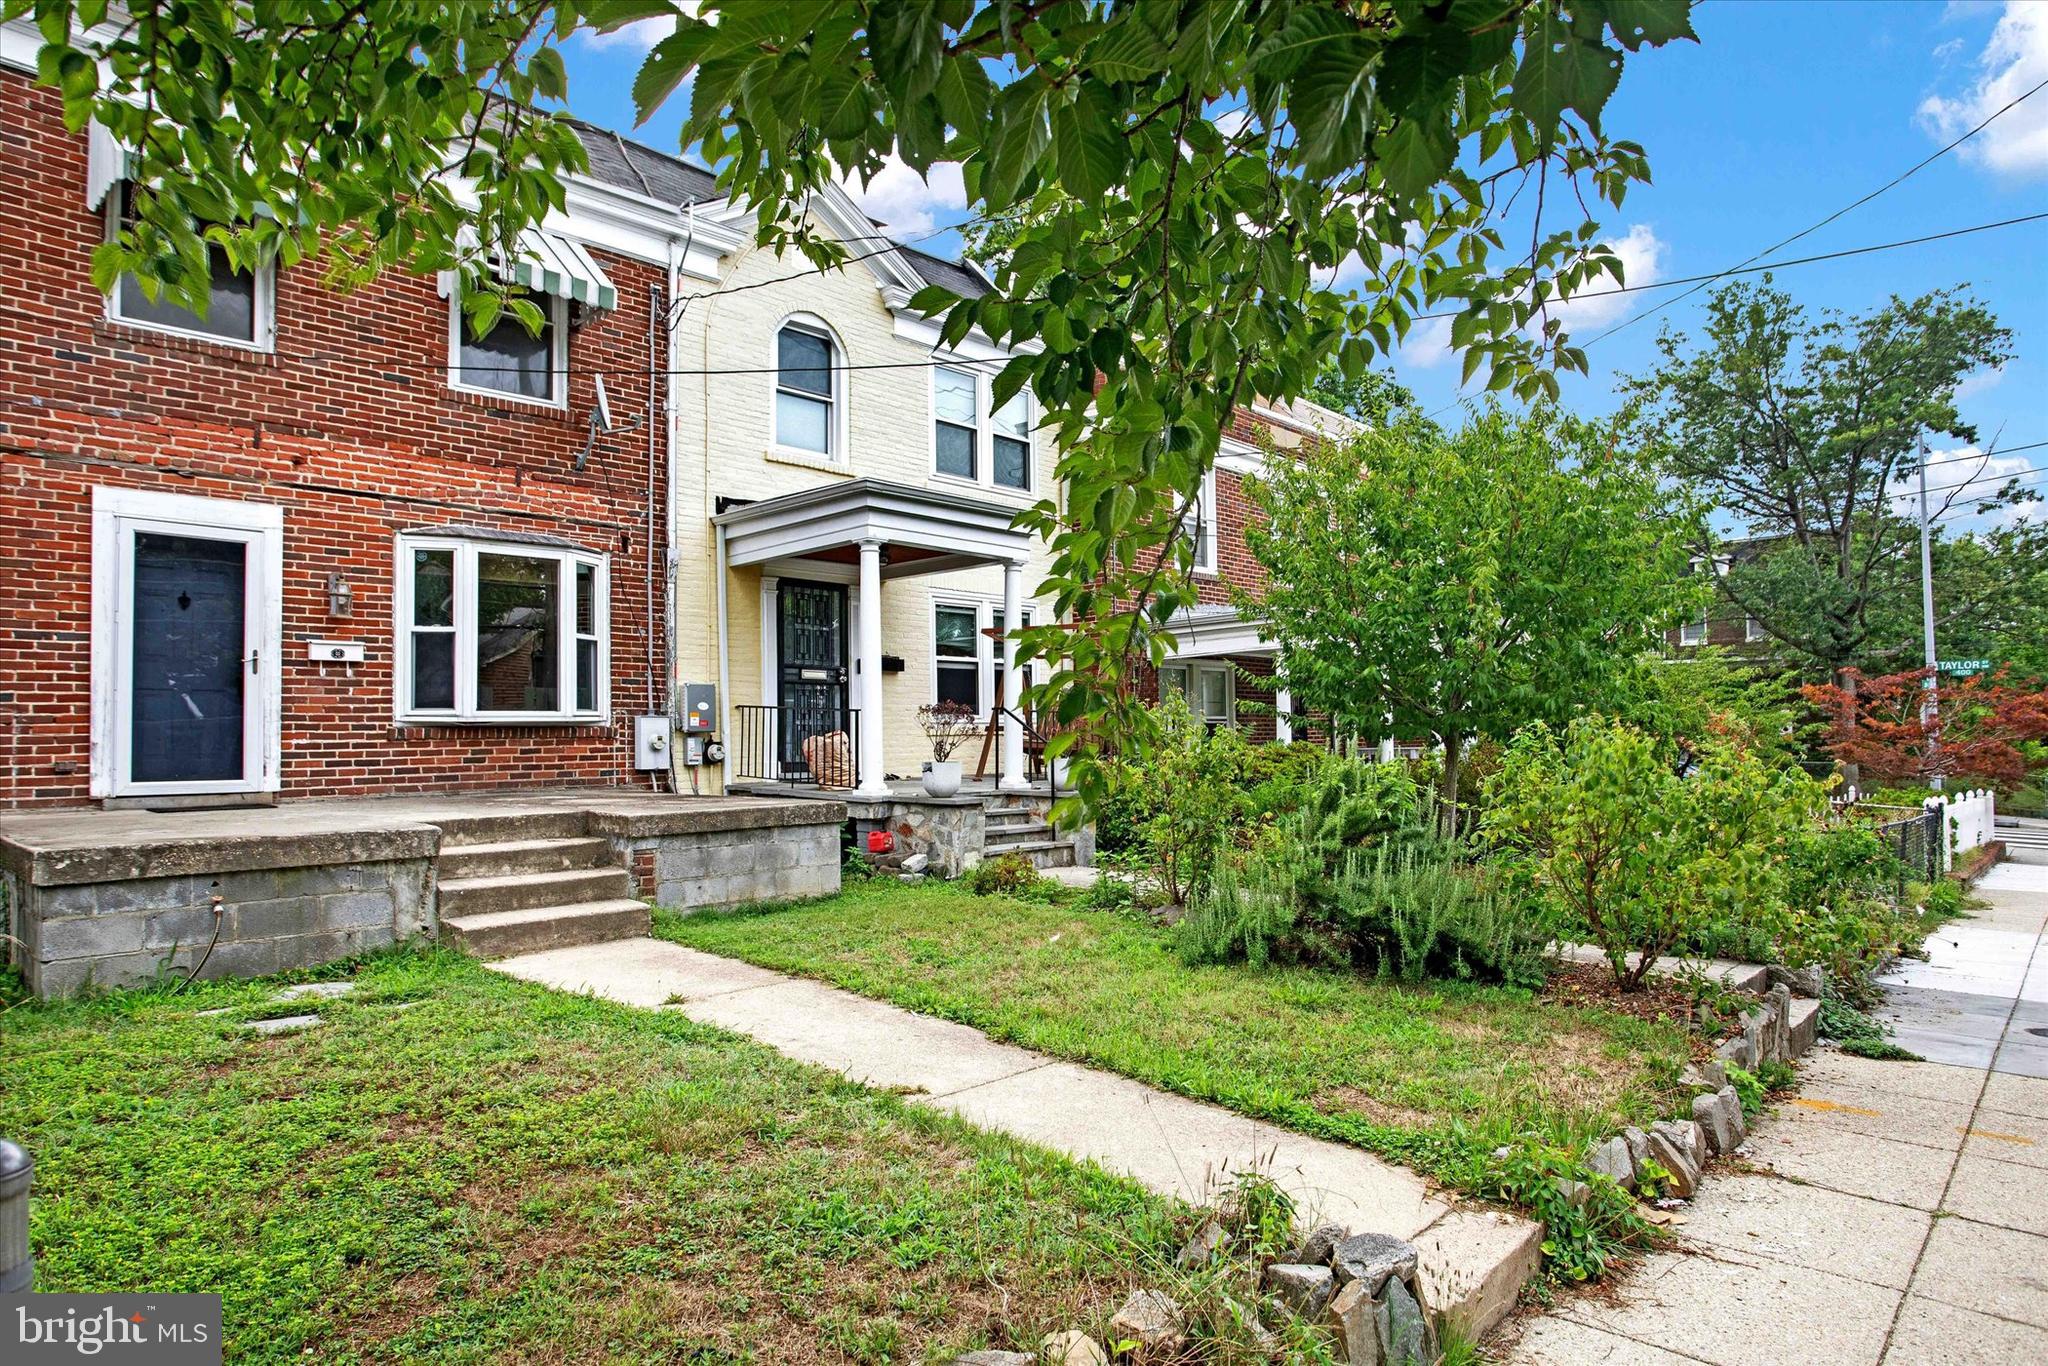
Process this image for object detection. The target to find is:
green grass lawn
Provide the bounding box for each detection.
[658,880,1695,1186]
[0,949,1182,1364]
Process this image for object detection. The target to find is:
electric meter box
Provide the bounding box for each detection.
[681,683,718,733]
[633,715,673,770]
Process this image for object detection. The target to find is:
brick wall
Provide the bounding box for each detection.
[0,70,669,805]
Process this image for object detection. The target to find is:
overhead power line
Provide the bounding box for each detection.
[1582,72,2048,349]
[1414,213,2048,322]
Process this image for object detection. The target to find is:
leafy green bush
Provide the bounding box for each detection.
[968,854,1053,899]
[1924,877,1964,918]
[1328,844,1550,986]
[1724,1064,1765,1117]
[1077,872,1137,915]
[1175,856,1300,968]
[1485,716,1826,992]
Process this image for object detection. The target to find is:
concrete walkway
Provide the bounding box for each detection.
[1508,861,2048,1365]
[492,936,1540,1335]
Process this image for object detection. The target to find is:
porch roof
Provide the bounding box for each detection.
[1165,603,1274,659]
[713,478,1031,578]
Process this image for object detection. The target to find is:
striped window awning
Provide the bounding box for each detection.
[86,120,135,211]
[442,226,618,314]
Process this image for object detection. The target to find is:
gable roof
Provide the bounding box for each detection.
[563,116,722,208]
[896,243,991,299]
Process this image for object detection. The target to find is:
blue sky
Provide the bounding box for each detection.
[562,1,2048,531]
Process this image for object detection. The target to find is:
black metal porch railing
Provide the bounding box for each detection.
[733,704,861,788]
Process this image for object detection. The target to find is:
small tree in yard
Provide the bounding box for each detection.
[1141,689,1248,907]
[1485,716,1823,991]
[1803,668,2048,789]
[1243,407,1698,834]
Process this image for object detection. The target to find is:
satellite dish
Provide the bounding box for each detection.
[593,373,615,433]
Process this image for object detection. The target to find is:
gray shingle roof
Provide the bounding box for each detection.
[564,117,722,208]
[896,243,991,299]
[565,120,989,297]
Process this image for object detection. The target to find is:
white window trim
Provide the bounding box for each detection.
[392,533,609,724]
[446,286,569,408]
[930,593,1033,721]
[1181,467,1219,576]
[103,196,276,352]
[928,361,1035,495]
[770,313,849,465]
[1159,659,1234,725]
[1679,617,1708,647]
[1745,616,1767,644]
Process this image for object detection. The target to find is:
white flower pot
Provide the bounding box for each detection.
[921,760,962,798]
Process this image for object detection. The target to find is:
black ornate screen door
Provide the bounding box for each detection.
[776,579,849,777]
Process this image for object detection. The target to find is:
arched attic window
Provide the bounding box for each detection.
[774,316,843,460]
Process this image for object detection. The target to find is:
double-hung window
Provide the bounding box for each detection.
[992,389,1032,491]
[106,185,272,348]
[1178,467,1218,574]
[930,366,1034,492]
[1159,661,1233,726]
[775,323,836,456]
[396,534,608,722]
[449,286,566,406]
[933,601,1035,719]
[934,604,980,710]
[934,367,979,479]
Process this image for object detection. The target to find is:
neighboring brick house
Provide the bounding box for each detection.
[0,56,701,806]
[1665,544,1777,657]
[1129,398,1362,744]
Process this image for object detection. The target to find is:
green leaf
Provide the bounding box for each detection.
[1084,20,1173,83]
[632,24,699,125]
[1377,23,1472,118]
[1512,12,1625,135]
[1291,33,1382,177]
[1053,86,1127,202]
[816,67,874,141]
[1375,118,1455,199]
[1600,0,1700,51]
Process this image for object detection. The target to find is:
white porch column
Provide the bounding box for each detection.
[998,558,1029,791]
[855,539,890,797]
[1274,687,1293,743]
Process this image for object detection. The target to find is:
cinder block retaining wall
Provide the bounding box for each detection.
[1,828,438,998]
[7,859,434,997]
[608,810,843,909]
[3,797,844,996]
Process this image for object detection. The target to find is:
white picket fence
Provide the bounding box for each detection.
[1926,788,1996,870]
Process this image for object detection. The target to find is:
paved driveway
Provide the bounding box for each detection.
[1506,862,2048,1365]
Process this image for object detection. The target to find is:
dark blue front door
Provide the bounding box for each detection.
[130,532,248,784]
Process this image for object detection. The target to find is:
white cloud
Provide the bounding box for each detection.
[1956,365,2007,399]
[577,2,697,53]
[1888,445,2038,526]
[1917,1,2048,180]
[837,155,968,237]
[1396,315,1456,371]
[1534,223,1665,336]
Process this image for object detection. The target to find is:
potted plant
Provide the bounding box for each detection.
[916,702,980,797]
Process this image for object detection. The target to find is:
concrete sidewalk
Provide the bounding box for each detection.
[492,936,1541,1337]
[1508,861,2048,1366]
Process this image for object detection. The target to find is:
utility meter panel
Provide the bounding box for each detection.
[634,715,673,770]
[681,683,717,733]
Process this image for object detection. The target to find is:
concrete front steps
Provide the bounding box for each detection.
[983,797,1079,869]
[435,814,648,958]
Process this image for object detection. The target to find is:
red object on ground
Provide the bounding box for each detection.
[866,830,894,855]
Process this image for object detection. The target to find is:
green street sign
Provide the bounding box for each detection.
[1936,659,1991,675]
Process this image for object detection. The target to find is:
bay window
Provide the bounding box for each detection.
[395,535,608,722]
